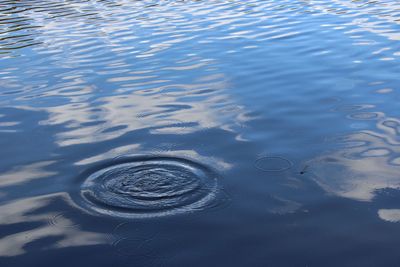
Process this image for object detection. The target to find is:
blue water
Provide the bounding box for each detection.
[1,0,400,266]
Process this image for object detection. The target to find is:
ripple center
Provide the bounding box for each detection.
[76,156,221,218]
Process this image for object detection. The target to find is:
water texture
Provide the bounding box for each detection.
[76,156,222,218]
[1,0,400,266]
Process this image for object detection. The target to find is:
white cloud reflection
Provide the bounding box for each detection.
[0,161,56,188]
[307,0,400,42]
[37,73,248,147]
[0,193,108,257]
[309,116,400,201]
[378,209,400,223]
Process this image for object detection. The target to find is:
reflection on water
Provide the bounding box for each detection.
[41,72,246,146]
[378,209,400,223]
[309,114,400,201]
[0,193,108,257]
[1,0,400,266]
[0,161,56,187]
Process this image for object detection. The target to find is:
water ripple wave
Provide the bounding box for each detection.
[75,156,223,218]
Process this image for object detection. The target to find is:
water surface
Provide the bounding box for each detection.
[1,0,400,266]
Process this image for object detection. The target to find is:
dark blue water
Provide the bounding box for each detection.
[1,0,400,266]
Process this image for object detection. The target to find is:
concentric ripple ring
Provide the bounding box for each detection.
[77,157,220,218]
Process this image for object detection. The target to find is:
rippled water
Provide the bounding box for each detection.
[1,0,400,266]
[76,156,223,218]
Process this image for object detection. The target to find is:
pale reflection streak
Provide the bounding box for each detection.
[378,209,400,223]
[0,0,255,146]
[38,74,247,147]
[74,144,141,166]
[0,193,108,257]
[309,114,400,202]
[148,149,233,172]
[77,148,232,172]
[0,161,56,187]
[306,0,400,43]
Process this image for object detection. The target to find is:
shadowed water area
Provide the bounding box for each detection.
[1,0,400,266]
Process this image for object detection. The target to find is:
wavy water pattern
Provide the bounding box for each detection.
[76,156,221,218]
[1,0,400,266]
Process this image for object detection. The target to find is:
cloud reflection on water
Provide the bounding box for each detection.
[309,111,400,202]
[0,161,56,188]
[36,72,248,147]
[378,209,400,223]
[0,193,108,257]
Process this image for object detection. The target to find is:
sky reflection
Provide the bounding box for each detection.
[309,112,400,202]
[1,0,400,264]
[0,193,108,257]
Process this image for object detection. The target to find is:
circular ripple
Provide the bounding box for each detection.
[77,157,220,218]
[348,112,379,120]
[255,156,292,172]
[332,104,373,112]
